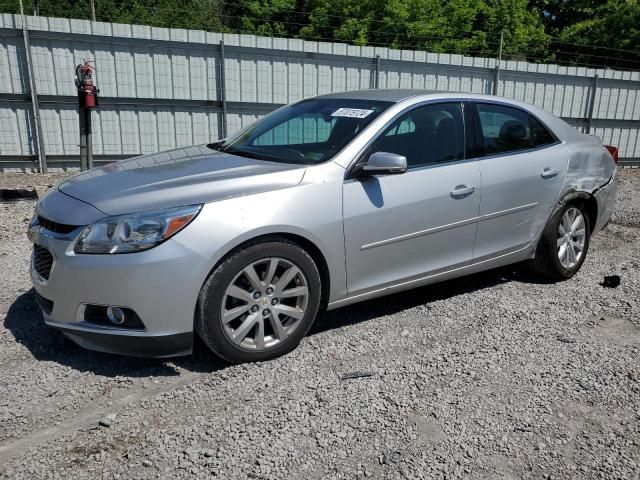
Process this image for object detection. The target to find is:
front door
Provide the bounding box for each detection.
[343,102,481,294]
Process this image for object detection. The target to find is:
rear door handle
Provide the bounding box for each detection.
[450,185,475,198]
[541,167,560,179]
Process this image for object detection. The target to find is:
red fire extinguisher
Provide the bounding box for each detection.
[75,60,99,108]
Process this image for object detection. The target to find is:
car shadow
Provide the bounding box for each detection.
[3,289,227,378]
[311,263,557,335]
[4,264,556,377]
[359,177,384,208]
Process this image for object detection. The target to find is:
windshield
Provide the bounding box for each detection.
[209,98,393,164]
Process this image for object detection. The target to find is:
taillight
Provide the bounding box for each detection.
[604,145,619,164]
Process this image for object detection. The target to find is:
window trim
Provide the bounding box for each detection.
[345,98,470,180]
[470,101,562,160]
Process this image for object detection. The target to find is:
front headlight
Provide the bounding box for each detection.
[74,204,202,254]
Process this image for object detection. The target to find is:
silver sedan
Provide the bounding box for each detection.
[29,90,618,363]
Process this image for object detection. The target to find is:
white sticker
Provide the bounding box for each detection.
[331,108,374,119]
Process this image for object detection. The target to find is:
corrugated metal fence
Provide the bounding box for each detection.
[1,13,639,170]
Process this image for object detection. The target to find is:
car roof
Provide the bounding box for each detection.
[316,89,444,102]
[316,89,582,141]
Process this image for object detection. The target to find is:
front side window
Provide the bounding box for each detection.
[210,98,392,164]
[366,102,465,169]
[477,103,532,155]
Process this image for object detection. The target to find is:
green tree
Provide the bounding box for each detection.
[298,0,548,58]
[482,0,550,58]
[556,0,640,68]
[0,0,224,31]
[1,0,637,68]
[222,0,325,38]
[529,0,604,35]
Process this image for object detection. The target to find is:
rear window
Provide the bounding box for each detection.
[477,103,532,155]
[530,115,557,147]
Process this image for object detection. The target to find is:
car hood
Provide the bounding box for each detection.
[58,145,307,216]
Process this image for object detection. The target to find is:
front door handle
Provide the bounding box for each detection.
[541,167,560,179]
[450,185,475,198]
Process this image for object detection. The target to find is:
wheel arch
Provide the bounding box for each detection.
[196,230,332,322]
[559,190,598,232]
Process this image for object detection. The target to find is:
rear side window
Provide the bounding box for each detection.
[477,103,532,155]
[530,115,556,146]
[368,102,464,169]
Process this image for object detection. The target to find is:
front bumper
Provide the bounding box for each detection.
[30,228,207,358]
[47,320,192,357]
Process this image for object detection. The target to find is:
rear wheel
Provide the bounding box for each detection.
[531,203,591,279]
[197,240,321,363]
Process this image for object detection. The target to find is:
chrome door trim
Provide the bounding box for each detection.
[360,216,478,251]
[472,141,565,162]
[329,241,533,309]
[359,202,537,251]
[478,202,538,222]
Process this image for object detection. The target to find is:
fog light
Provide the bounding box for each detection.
[106,306,126,325]
[82,304,145,330]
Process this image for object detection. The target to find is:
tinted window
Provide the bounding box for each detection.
[211,98,392,164]
[477,103,532,154]
[530,115,556,146]
[367,103,464,168]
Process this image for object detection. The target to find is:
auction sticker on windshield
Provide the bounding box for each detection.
[331,108,374,119]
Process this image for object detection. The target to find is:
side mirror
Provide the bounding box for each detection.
[360,152,407,176]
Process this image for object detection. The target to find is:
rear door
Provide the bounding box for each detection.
[472,102,568,260]
[343,101,481,294]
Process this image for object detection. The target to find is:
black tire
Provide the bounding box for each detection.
[196,240,321,363]
[530,202,591,279]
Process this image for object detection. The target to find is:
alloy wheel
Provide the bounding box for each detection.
[220,257,309,350]
[557,207,586,269]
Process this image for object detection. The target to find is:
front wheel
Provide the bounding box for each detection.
[196,240,321,363]
[531,203,591,279]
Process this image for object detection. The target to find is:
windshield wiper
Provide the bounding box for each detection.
[206,141,225,151]
[223,147,263,160]
[207,142,261,160]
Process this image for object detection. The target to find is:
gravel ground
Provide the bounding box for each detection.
[0,170,639,480]
[0,173,71,192]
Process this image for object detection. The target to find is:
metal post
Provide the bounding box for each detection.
[219,40,228,139]
[374,55,380,89]
[79,106,88,171]
[586,74,599,134]
[19,0,47,173]
[90,0,96,21]
[86,109,93,169]
[493,31,504,96]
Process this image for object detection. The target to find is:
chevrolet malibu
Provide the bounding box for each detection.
[29,90,618,363]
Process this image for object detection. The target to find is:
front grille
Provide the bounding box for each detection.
[37,215,79,234]
[34,291,54,316]
[33,245,54,280]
